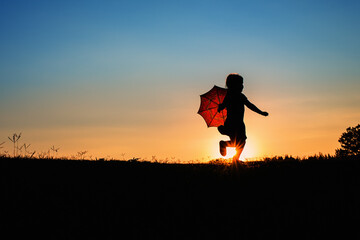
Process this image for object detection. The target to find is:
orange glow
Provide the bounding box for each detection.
[241,142,257,160]
[225,147,237,159]
[210,140,257,161]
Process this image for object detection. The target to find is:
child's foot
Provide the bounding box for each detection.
[219,141,227,156]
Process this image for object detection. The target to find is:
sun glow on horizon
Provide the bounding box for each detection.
[225,147,237,159]
[211,140,257,161]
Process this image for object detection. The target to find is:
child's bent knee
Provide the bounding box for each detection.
[218,125,228,135]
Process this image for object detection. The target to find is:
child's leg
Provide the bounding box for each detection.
[218,125,230,136]
[232,139,246,161]
[219,140,231,156]
[218,125,232,156]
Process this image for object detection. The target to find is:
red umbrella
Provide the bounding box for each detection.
[197,85,228,127]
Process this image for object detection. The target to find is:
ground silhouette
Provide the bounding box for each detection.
[2,156,360,239]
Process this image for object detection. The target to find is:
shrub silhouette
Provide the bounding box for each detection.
[336,124,360,156]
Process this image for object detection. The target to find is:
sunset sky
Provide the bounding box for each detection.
[1,0,359,161]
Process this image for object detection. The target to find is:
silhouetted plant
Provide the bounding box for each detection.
[77,150,88,160]
[8,133,21,157]
[128,157,140,162]
[50,145,60,159]
[0,142,5,156]
[208,158,230,165]
[29,151,36,158]
[37,151,50,159]
[336,124,360,157]
[19,143,36,158]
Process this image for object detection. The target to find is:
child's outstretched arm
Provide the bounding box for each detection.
[244,99,268,116]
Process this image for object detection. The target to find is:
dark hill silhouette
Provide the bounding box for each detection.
[2,156,360,239]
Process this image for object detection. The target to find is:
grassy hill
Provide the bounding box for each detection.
[2,156,360,239]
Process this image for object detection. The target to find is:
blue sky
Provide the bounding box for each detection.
[1,0,359,160]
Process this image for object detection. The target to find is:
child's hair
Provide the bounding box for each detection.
[226,73,243,89]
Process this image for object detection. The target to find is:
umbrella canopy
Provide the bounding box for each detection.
[197,85,227,127]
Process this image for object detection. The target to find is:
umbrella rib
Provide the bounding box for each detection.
[198,106,219,112]
[216,87,222,106]
[201,95,220,105]
[198,95,221,114]
[217,88,227,123]
[207,109,215,127]
[221,111,226,123]
[198,86,227,127]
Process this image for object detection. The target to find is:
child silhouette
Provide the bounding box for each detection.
[218,73,268,161]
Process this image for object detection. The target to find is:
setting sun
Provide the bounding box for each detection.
[211,140,257,161]
[225,147,237,159]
